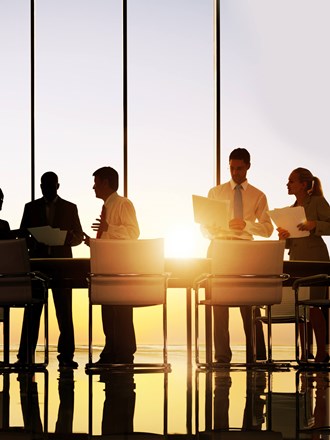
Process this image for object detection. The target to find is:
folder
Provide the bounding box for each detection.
[192,195,230,228]
[268,206,309,238]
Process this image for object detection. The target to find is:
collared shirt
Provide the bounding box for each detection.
[100,192,140,240]
[202,179,273,240]
[44,196,58,226]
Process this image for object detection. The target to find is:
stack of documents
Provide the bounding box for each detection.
[267,206,309,238]
[192,195,230,228]
[28,226,68,246]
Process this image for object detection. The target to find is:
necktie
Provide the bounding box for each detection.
[96,205,106,238]
[234,184,243,219]
[45,201,55,226]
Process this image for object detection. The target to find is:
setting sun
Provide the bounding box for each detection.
[164,224,206,258]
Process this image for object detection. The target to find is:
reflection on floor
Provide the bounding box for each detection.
[0,347,329,439]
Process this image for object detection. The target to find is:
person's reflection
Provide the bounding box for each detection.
[55,369,74,434]
[18,372,43,435]
[214,369,231,430]
[100,372,136,435]
[213,370,266,431]
[242,370,267,430]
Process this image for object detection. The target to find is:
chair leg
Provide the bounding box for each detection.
[295,288,300,363]
[267,306,273,363]
[3,307,10,364]
[194,289,200,365]
[44,301,49,366]
[163,301,167,366]
[88,301,93,365]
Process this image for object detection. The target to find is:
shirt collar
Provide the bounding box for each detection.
[44,195,58,204]
[104,191,118,205]
[230,179,248,190]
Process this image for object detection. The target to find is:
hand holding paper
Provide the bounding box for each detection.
[28,225,68,246]
[268,206,310,238]
[192,195,230,228]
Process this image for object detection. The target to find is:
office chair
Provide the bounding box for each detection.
[86,238,170,371]
[194,240,289,369]
[0,238,48,369]
[292,274,330,368]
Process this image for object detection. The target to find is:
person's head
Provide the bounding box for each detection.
[93,166,119,201]
[40,172,59,202]
[0,188,3,211]
[228,148,251,185]
[287,167,323,198]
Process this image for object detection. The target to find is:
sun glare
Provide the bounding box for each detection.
[164,225,199,258]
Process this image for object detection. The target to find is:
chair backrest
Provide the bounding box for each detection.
[89,238,166,306]
[0,238,32,304]
[209,240,286,306]
[211,240,285,276]
[90,238,164,275]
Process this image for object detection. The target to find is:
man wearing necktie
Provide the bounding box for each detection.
[17,172,83,368]
[201,148,273,364]
[85,166,140,364]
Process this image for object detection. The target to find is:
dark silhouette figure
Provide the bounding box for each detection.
[0,188,10,239]
[17,172,83,368]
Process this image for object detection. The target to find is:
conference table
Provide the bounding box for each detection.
[28,258,330,366]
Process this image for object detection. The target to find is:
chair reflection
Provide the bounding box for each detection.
[88,370,168,438]
[0,370,48,438]
[195,369,281,439]
[295,370,330,438]
[195,367,330,440]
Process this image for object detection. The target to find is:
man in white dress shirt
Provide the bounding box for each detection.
[87,166,140,364]
[202,148,273,363]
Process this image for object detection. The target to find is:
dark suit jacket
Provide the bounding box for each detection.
[20,196,83,258]
[0,219,10,240]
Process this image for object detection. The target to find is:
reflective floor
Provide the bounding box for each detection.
[1,346,330,439]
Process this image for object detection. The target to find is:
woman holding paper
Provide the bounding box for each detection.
[278,167,330,363]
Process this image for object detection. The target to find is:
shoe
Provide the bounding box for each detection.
[59,359,78,369]
[315,353,330,363]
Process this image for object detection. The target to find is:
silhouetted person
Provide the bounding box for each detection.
[17,171,83,368]
[0,188,10,239]
[85,166,140,364]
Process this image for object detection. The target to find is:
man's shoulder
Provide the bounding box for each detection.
[0,219,10,230]
[208,181,231,194]
[56,196,77,209]
[245,182,267,197]
[24,197,44,208]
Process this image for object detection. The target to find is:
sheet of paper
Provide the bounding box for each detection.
[28,225,68,246]
[192,195,230,228]
[268,206,310,238]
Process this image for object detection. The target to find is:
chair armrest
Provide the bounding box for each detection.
[292,274,329,290]
[30,271,51,284]
[193,273,210,290]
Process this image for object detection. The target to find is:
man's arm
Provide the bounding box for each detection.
[244,193,274,238]
[65,204,84,246]
[102,200,140,240]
